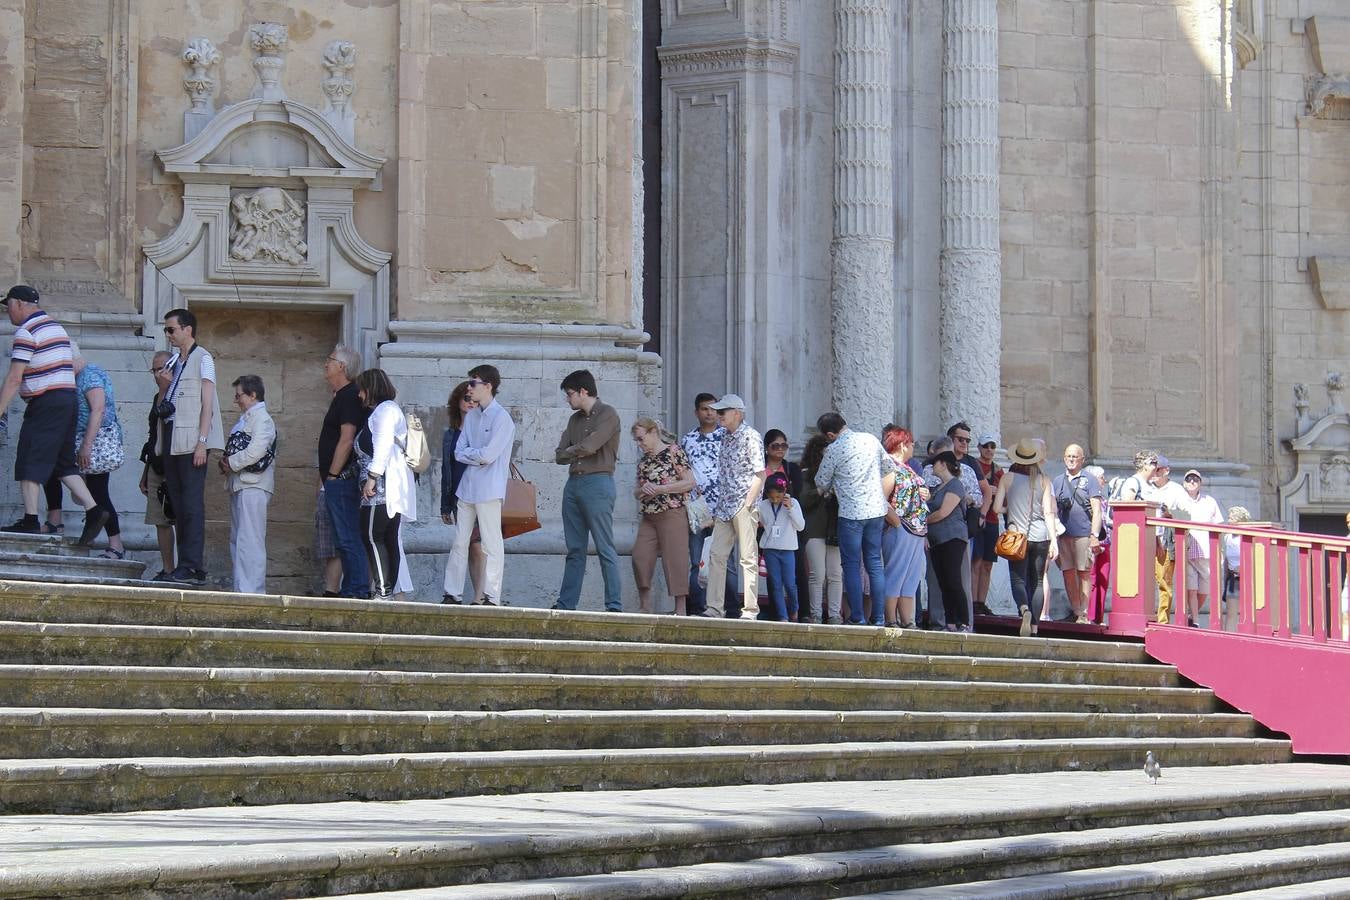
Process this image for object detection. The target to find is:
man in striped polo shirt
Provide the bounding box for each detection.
[0,285,109,546]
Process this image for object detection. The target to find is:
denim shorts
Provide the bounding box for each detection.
[972,520,1000,562]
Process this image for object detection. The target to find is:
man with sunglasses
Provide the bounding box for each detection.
[138,350,177,580]
[159,308,225,585]
[447,365,514,606]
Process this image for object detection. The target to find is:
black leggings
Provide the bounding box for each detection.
[1009,539,1052,624]
[361,503,402,596]
[44,471,120,537]
[931,538,970,629]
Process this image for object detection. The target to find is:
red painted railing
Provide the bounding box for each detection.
[1106,501,1350,753]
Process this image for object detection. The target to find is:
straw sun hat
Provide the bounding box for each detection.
[1006,438,1047,466]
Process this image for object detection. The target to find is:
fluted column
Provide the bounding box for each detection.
[939,0,1001,435]
[830,0,894,435]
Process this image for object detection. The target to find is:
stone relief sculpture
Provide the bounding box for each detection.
[249,23,289,101]
[181,38,221,141]
[1329,372,1346,414]
[229,187,308,265]
[1234,0,1262,69]
[1321,455,1350,494]
[321,40,357,141]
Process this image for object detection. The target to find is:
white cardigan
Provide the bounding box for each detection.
[367,400,417,521]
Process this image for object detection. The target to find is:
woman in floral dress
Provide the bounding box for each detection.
[631,416,696,614]
[881,425,928,628]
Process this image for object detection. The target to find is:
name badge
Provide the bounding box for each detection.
[770,525,783,540]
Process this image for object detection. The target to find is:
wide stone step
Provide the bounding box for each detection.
[1222,877,1350,898]
[0,665,1222,714]
[0,707,1260,758]
[0,738,1292,814]
[0,620,1180,686]
[861,842,1350,898]
[0,550,146,583]
[0,580,1153,664]
[344,809,1350,898]
[0,767,1340,898]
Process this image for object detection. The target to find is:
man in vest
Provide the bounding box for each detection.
[0,285,109,546]
[161,308,225,585]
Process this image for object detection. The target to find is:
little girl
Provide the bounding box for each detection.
[756,473,806,622]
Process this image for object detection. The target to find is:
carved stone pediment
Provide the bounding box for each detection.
[1279,374,1350,525]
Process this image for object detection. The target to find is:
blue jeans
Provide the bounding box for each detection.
[687,526,740,616]
[558,473,622,610]
[323,478,369,598]
[763,548,798,621]
[839,515,886,625]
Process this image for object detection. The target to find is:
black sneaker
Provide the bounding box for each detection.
[40,522,64,536]
[151,570,174,582]
[321,590,340,598]
[441,594,462,605]
[1,518,41,534]
[168,567,207,586]
[75,508,111,547]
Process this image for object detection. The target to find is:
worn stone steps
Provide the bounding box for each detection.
[0,619,1181,686]
[0,707,1260,759]
[0,537,147,583]
[856,843,1350,898]
[0,664,1222,714]
[0,767,1341,898]
[0,580,1150,664]
[1222,877,1350,898]
[341,809,1350,898]
[0,737,1293,814]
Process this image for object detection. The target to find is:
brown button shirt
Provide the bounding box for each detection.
[555,399,621,477]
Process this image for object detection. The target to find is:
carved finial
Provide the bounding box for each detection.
[249,23,289,101]
[181,38,221,141]
[1328,372,1346,415]
[321,40,357,141]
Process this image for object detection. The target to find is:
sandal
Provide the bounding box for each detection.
[98,548,126,560]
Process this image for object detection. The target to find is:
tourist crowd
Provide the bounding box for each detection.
[0,283,1258,628]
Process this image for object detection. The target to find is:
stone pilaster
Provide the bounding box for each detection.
[830,0,894,435]
[938,0,1000,436]
[0,0,23,280]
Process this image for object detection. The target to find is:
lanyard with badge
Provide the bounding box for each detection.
[769,502,784,541]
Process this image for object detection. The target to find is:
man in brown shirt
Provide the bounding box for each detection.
[553,369,623,611]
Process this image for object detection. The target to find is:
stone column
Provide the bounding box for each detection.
[830,0,894,435]
[0,0,25,280]
[939,0,1000,435]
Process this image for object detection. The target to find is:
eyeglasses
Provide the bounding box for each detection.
[325,356,340,364]
[768,442,788,450]
[1185,475,1201,483]
[163,326,179,334]
[468,379,488,389]
[953,435,971,444]
[979,442,996,449]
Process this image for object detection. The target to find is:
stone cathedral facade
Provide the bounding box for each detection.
[0,0,1345,600]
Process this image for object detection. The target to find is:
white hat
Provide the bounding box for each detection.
[1006,438,1046,466]
[710,393,745,411]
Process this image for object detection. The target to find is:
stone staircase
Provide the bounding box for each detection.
[0,579,1345,897]
[0,531,146,585]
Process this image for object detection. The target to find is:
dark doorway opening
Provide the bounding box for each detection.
[641,0,662,353]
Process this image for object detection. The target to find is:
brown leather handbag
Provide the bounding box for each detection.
[501,463,541,539]
[994,473,1036,561]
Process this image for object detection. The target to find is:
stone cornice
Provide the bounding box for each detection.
[657,38,798,78]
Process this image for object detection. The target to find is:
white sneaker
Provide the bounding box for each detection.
[1019,606,1032,637]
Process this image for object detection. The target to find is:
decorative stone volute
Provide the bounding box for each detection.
[1306,17,1350,118]
[181,37,221,141]
[321,40,357,142]
[249,23,289,101]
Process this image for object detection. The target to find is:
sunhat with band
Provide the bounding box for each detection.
[1006,438,1047,466]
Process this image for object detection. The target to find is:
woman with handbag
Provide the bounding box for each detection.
[799,434,842,624]
[219,375,276,594]
[881,425,928,629]
[440,381,487,604]
[991,438,1061,637]
[631,416,695,614]
[353,368,417,601]
[43,345,126,558]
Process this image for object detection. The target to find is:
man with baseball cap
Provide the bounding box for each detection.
[0,285,109,545]
[1144,454,1192,624]
[704,393,764,618]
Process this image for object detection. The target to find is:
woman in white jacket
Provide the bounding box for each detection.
[354,368,417,600]
[220,374,277,594]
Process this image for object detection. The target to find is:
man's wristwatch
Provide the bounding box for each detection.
[197,436,208,445]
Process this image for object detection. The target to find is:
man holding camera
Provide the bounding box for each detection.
[159,308,224,585]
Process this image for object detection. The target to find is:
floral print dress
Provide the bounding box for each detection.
[637,444,692,516]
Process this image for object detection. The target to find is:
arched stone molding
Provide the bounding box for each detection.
[142,98,390,365]
[1278,377,1350,528]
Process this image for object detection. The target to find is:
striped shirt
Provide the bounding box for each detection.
[10,311,75,398]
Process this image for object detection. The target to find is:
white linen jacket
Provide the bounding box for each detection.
[224,401,278,495]
[367,400,417,521]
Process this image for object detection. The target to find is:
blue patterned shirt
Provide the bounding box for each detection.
[680,425,727,508]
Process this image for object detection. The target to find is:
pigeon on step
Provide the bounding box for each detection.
[1144,751,1162,784]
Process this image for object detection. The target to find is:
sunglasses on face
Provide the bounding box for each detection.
[953,435,971,443]
[768,442,788,450]
[1185,475,1201,483]
[979,443,996,449]
[467,379,488,388]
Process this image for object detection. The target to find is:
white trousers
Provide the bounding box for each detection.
[230,487,270,594]
[445,499,504,601]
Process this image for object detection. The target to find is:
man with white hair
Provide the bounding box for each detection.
[318,344,369,599]
[704,394,764,619]
[1053,443,1103,624]
[0,285,108,546]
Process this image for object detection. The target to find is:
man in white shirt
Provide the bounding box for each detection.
[1180,469,1224,628]
[679,392,736,616]
[815,411,897,625]
[1142,455,1192,624]
[446,364,514,605]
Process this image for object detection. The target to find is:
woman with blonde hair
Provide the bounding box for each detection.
[631,415,696,614]
[991,438,1060,636]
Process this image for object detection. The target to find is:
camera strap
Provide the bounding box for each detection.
[163,343,198,419]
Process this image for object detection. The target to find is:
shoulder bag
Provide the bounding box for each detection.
[501,463,541,539]
[994,474,1034,561]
